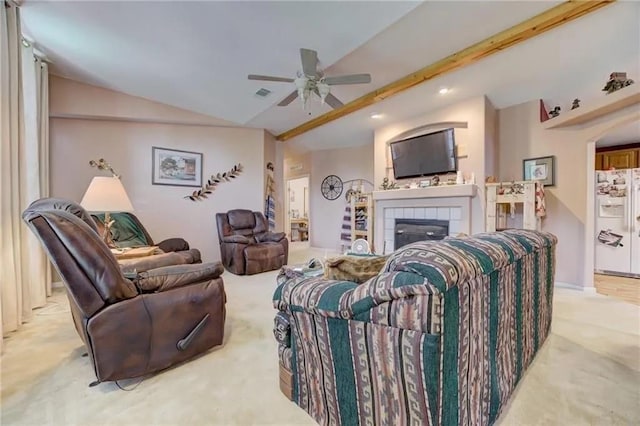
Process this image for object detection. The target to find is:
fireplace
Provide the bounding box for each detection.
[372,185,476,254]
[394,219,449,250]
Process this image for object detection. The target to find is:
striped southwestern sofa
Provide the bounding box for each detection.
[273,229,557,426]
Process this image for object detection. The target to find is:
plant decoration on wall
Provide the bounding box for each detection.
[89,158,119,177]
[184,163,243,201]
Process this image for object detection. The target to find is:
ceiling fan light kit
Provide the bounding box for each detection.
[248,48,372,111]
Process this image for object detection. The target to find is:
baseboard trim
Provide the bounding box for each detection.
[554,281,596,293]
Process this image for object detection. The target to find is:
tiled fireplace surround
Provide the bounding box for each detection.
[372,185,476,254]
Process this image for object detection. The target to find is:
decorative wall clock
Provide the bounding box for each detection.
[321,175,343,200]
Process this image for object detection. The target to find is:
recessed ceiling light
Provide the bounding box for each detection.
[439,87,450,95]
[370,113,384,119]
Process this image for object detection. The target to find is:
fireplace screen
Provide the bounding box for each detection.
[395,219,449,250]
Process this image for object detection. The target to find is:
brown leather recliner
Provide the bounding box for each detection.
[216,209,288,275]
[22,198,226,385]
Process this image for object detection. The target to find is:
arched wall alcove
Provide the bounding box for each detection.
[383,121,470,180]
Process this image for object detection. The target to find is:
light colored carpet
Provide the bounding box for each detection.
[2,244,639,425]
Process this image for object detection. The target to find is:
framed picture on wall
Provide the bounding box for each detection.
[523,155,555,186]
[152,147,203,187]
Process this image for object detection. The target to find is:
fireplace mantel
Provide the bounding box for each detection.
[372,184,476,201]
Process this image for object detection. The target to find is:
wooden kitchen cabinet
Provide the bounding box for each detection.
[595,153,604,170]
[595,146,639,170]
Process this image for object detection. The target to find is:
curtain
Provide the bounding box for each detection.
[0,1,51,349]
[20,46,51,307]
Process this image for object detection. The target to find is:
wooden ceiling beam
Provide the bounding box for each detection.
[276,0,614,142]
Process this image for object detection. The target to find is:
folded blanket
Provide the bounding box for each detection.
[323,254,390,284]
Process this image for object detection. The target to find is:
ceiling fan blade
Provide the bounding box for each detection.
[278,90,298,106]
[300,48,318,77]
[323,92,344,109]
[248,74,294,83]
[324,74,372,85]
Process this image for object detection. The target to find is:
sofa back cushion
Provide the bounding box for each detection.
[217,209,270,239]
[228,209,255,230]
[385,229,557,291]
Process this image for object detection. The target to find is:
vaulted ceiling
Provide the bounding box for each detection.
[21,1,640,151]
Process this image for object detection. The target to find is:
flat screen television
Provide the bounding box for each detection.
[389,128,457,180]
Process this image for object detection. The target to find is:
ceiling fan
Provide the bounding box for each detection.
[248,48,372,109]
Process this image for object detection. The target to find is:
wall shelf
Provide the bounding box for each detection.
[351,193,373,247]
[485,181,541,232]
[543,85,640,129]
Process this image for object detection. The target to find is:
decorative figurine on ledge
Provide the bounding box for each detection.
[548,106,561,118]
[380,177,397,190]
[602,72,635,94]
[571,98,581,110]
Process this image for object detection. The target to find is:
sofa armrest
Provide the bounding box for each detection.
[274,270,438,317]
[256,232,286,243]
[222,235,253,244]
[136,262,224,292]
[118,251,200,274]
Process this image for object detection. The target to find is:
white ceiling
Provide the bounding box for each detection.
[21,1,640,151]
[20,0,420,124]
[597,120,640,148]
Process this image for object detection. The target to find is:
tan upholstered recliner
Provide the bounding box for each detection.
[216,209,289,275]
[23,198,227,385]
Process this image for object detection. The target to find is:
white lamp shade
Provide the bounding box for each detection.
[80,176,134,212]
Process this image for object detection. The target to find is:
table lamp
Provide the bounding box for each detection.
[80,176,134,247]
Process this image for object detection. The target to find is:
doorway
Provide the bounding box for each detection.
[286,176,310,244]
[591,120,640,303]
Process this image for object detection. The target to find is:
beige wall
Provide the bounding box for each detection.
[49,77,269,263]
[374,96,496,234]
[50,76,234,126]
[309,145,374,250]
[498,99,639,286]
[484,97,499,179]
[283,152,312,180]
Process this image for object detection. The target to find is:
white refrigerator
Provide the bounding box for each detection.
[595,169,640,276]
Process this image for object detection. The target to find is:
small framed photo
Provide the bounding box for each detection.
[152,147,203,187]
[523,155,555,186]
